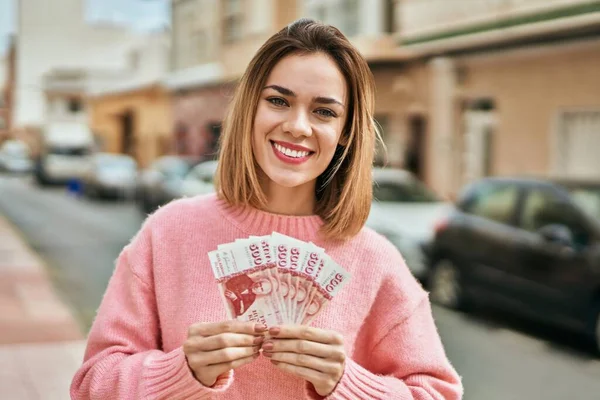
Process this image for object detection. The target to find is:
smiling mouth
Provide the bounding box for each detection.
[270,141,314,159]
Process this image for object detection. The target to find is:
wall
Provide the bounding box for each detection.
[457,39,600,178]
[171,84,235,158]
[89,87,172,168]
[14,0,140,127]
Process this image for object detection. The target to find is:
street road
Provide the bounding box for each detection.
[1,174,599,400]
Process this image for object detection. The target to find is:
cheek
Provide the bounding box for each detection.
[317,127,342,160]
[254,105,279,135]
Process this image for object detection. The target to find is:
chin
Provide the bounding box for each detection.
[263,168,315,189]
[271,172,312,189]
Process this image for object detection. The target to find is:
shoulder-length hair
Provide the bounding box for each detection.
[216,18,377,240]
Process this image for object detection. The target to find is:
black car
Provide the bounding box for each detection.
[135,156,202,214]
[428,177,600,351]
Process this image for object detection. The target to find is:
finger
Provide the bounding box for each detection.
[271,360,327,383]
[262,339,342,360]
[265,352,340,375]
[192,346,259,366]
[204,352,261,380]
[269,325,344,345]
[189,321,267,337]
[186,333,263,352]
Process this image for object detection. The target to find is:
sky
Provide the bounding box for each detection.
[0,0,170,55]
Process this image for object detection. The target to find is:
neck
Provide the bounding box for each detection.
[261,180,316,216]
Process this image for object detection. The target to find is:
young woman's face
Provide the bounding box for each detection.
[252,53,348,191]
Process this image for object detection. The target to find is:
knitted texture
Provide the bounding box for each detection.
[71,194,463,399]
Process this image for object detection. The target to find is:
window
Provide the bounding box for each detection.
[223,0,244,43]
[520,189,589,247]
[568,187,600,220]
[465,184,518,224]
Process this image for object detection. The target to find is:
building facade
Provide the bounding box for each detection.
[166,0,600,198]
[0,39,15,143]
[166,0,403,160]
[392,0,600,198]
[88,32,173,168]
[14,0,142,130]
[165,0,300,159]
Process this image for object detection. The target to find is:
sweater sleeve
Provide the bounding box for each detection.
[305,295,463,400]
[70,222,233,399]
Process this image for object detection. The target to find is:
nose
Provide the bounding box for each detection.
[283,109,312,138]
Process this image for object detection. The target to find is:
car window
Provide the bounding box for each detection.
[520,189,589,246]
[373,180,439,203]
[464,184,519,224]
[568,187,600,221]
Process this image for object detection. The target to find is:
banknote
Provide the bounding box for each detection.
[208,232,351,326]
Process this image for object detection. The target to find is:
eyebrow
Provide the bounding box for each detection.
[263,84,344,107]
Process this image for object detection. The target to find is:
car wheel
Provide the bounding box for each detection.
[429,259,464,309]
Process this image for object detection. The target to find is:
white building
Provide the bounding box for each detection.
[13,0,143,128]
[89,31,171,97]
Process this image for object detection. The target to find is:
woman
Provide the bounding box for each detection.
[71,19,462,399]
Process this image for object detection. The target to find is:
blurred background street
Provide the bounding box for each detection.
[2,174,600,398]
[1,0,600,399]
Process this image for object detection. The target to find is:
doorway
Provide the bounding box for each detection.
[120,110,135,157]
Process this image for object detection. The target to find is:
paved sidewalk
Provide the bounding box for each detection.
[0,213,85,399]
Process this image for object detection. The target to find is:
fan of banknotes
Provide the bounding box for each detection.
[208,232,351,327]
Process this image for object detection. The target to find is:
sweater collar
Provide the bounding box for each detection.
[214,194,324,242]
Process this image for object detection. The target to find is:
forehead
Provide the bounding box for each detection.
[266,53,347,101]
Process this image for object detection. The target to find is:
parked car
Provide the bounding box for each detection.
[428,177,600,351]
[0,140,33,173]
[366,168,451,280]
[135,156,202,214]
[35,121,95,185]
[179,160,219,198]
[82,153,137,199]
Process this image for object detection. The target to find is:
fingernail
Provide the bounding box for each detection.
[253,336,264,345]
[262,341,274,351]
[263,351,272,358]
[269,327,281,336]
[255,324,268,333]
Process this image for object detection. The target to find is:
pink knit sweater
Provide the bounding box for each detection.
[71,194,462,399]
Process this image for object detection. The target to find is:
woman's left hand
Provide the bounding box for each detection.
[262,325,346,397]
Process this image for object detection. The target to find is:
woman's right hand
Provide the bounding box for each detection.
[183,320,266,387]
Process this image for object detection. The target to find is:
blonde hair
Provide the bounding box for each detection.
[216,18,377,240]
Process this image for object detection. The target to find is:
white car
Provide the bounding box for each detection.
[367,168,451,280]
[180,160,219,198]
[82,153,138,199]
[0,140,33,173]
[36,122,95,185]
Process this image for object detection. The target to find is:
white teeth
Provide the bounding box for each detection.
[274,143,310,158]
